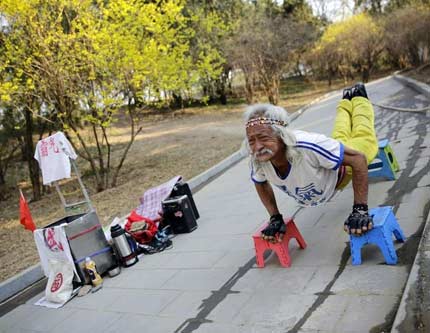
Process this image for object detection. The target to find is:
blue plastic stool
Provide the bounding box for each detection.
[368,139,399,180]
[350,206,405,265]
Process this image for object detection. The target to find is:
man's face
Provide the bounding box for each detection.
[246,124,284,162]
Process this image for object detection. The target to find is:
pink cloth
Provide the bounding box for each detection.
[136,175,182,220]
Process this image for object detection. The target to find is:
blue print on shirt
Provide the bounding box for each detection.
[295,183,323,202]
[275,183,325,205]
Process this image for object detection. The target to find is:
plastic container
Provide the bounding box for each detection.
[84,257,103,287]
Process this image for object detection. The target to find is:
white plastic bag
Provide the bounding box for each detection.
[45,259,74,304]
[34,224,80,283]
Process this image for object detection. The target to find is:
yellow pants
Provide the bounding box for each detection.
[332,97,378,189]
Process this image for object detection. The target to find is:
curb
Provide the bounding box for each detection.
[393,74,430,100]
[0,264,43,304]
[391,210,430,332]
[188,149,247,193]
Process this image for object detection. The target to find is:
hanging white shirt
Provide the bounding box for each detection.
[34,132,77,185]
[250,130,344,207]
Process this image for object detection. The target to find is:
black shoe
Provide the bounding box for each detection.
[352,83,368,99]
[342,87,353,100]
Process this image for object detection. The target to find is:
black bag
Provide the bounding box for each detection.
[170,181,199,219]
[162,195,197,234]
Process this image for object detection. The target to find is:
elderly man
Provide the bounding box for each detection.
[245,83,378,242]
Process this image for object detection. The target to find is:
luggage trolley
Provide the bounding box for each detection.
[46,157,116,284]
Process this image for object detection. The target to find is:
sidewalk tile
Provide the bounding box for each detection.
[254,267,316,293]
[232,291,317,328]
[46,309,123,333]
[159,291,211,318]
[302,295,350,332]
[105,314,184,333]
[161,268,238,291]
[160,251,227,269]
[67,288,123,310]
[105,289,181,315]
[213,249,256,268]
[102,268,178,289]
[331,266,409,296]
[1,304,75,332]
[190,322,282,333]
[207,292,253,322]
[333,295,399,332]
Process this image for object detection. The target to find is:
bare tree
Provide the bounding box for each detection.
[383,5,430,68]
[227,5,315,104]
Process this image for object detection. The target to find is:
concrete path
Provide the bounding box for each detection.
[1,76,429,333]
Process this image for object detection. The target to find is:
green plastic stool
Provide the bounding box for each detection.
[368,139,399,180]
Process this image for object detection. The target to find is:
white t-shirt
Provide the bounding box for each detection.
[251,130,344,207]
[34,132,78,185]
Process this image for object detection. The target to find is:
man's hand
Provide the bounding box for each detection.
[344,204,373,235]
[262,214,286,243]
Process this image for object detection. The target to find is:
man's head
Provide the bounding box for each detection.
[244,104,298,164]
[246,120,284,162]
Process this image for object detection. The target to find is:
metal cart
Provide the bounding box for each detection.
[45,159,116,284]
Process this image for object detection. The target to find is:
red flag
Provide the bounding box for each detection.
[19,190,36,232]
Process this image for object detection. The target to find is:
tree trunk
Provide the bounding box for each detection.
[328,73,332,87]
[267,82,278,105]
[0,162,6,201]
[244,75,254,104]
[24,106,42,201]
[111,99,142,188]
[67,125,104,192]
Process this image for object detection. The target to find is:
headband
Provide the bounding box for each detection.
[245,117,288,129]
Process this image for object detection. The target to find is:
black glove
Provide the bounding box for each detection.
[344,204,373,235]
[262,214,286,241]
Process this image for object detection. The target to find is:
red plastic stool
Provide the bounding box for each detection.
[252,218,307,268]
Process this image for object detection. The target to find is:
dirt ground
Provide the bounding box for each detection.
[0,77,367,283]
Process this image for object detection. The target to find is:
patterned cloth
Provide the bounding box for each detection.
[136,175,182,220]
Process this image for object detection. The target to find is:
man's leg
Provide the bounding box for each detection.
[347,96,378,163]
[332,99,353,143]
[335,85,378,189]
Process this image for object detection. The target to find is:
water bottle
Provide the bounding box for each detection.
[110,224,138,267]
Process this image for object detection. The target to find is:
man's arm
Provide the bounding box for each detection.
[254,182,286,243]
[254,181,280,216]
[341,145,369,204]
[341,145,372,234]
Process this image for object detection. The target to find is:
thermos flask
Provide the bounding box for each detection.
[110,224,138,267]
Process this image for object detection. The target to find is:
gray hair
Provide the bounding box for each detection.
[243,103,302,172]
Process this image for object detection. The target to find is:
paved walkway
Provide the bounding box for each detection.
[1,76,429,333]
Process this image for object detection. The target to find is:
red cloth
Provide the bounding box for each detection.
[125,210,158,244]
[19,190,36,232]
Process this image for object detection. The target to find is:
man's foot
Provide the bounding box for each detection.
[342,87,353,100]
[352,83,368,99]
